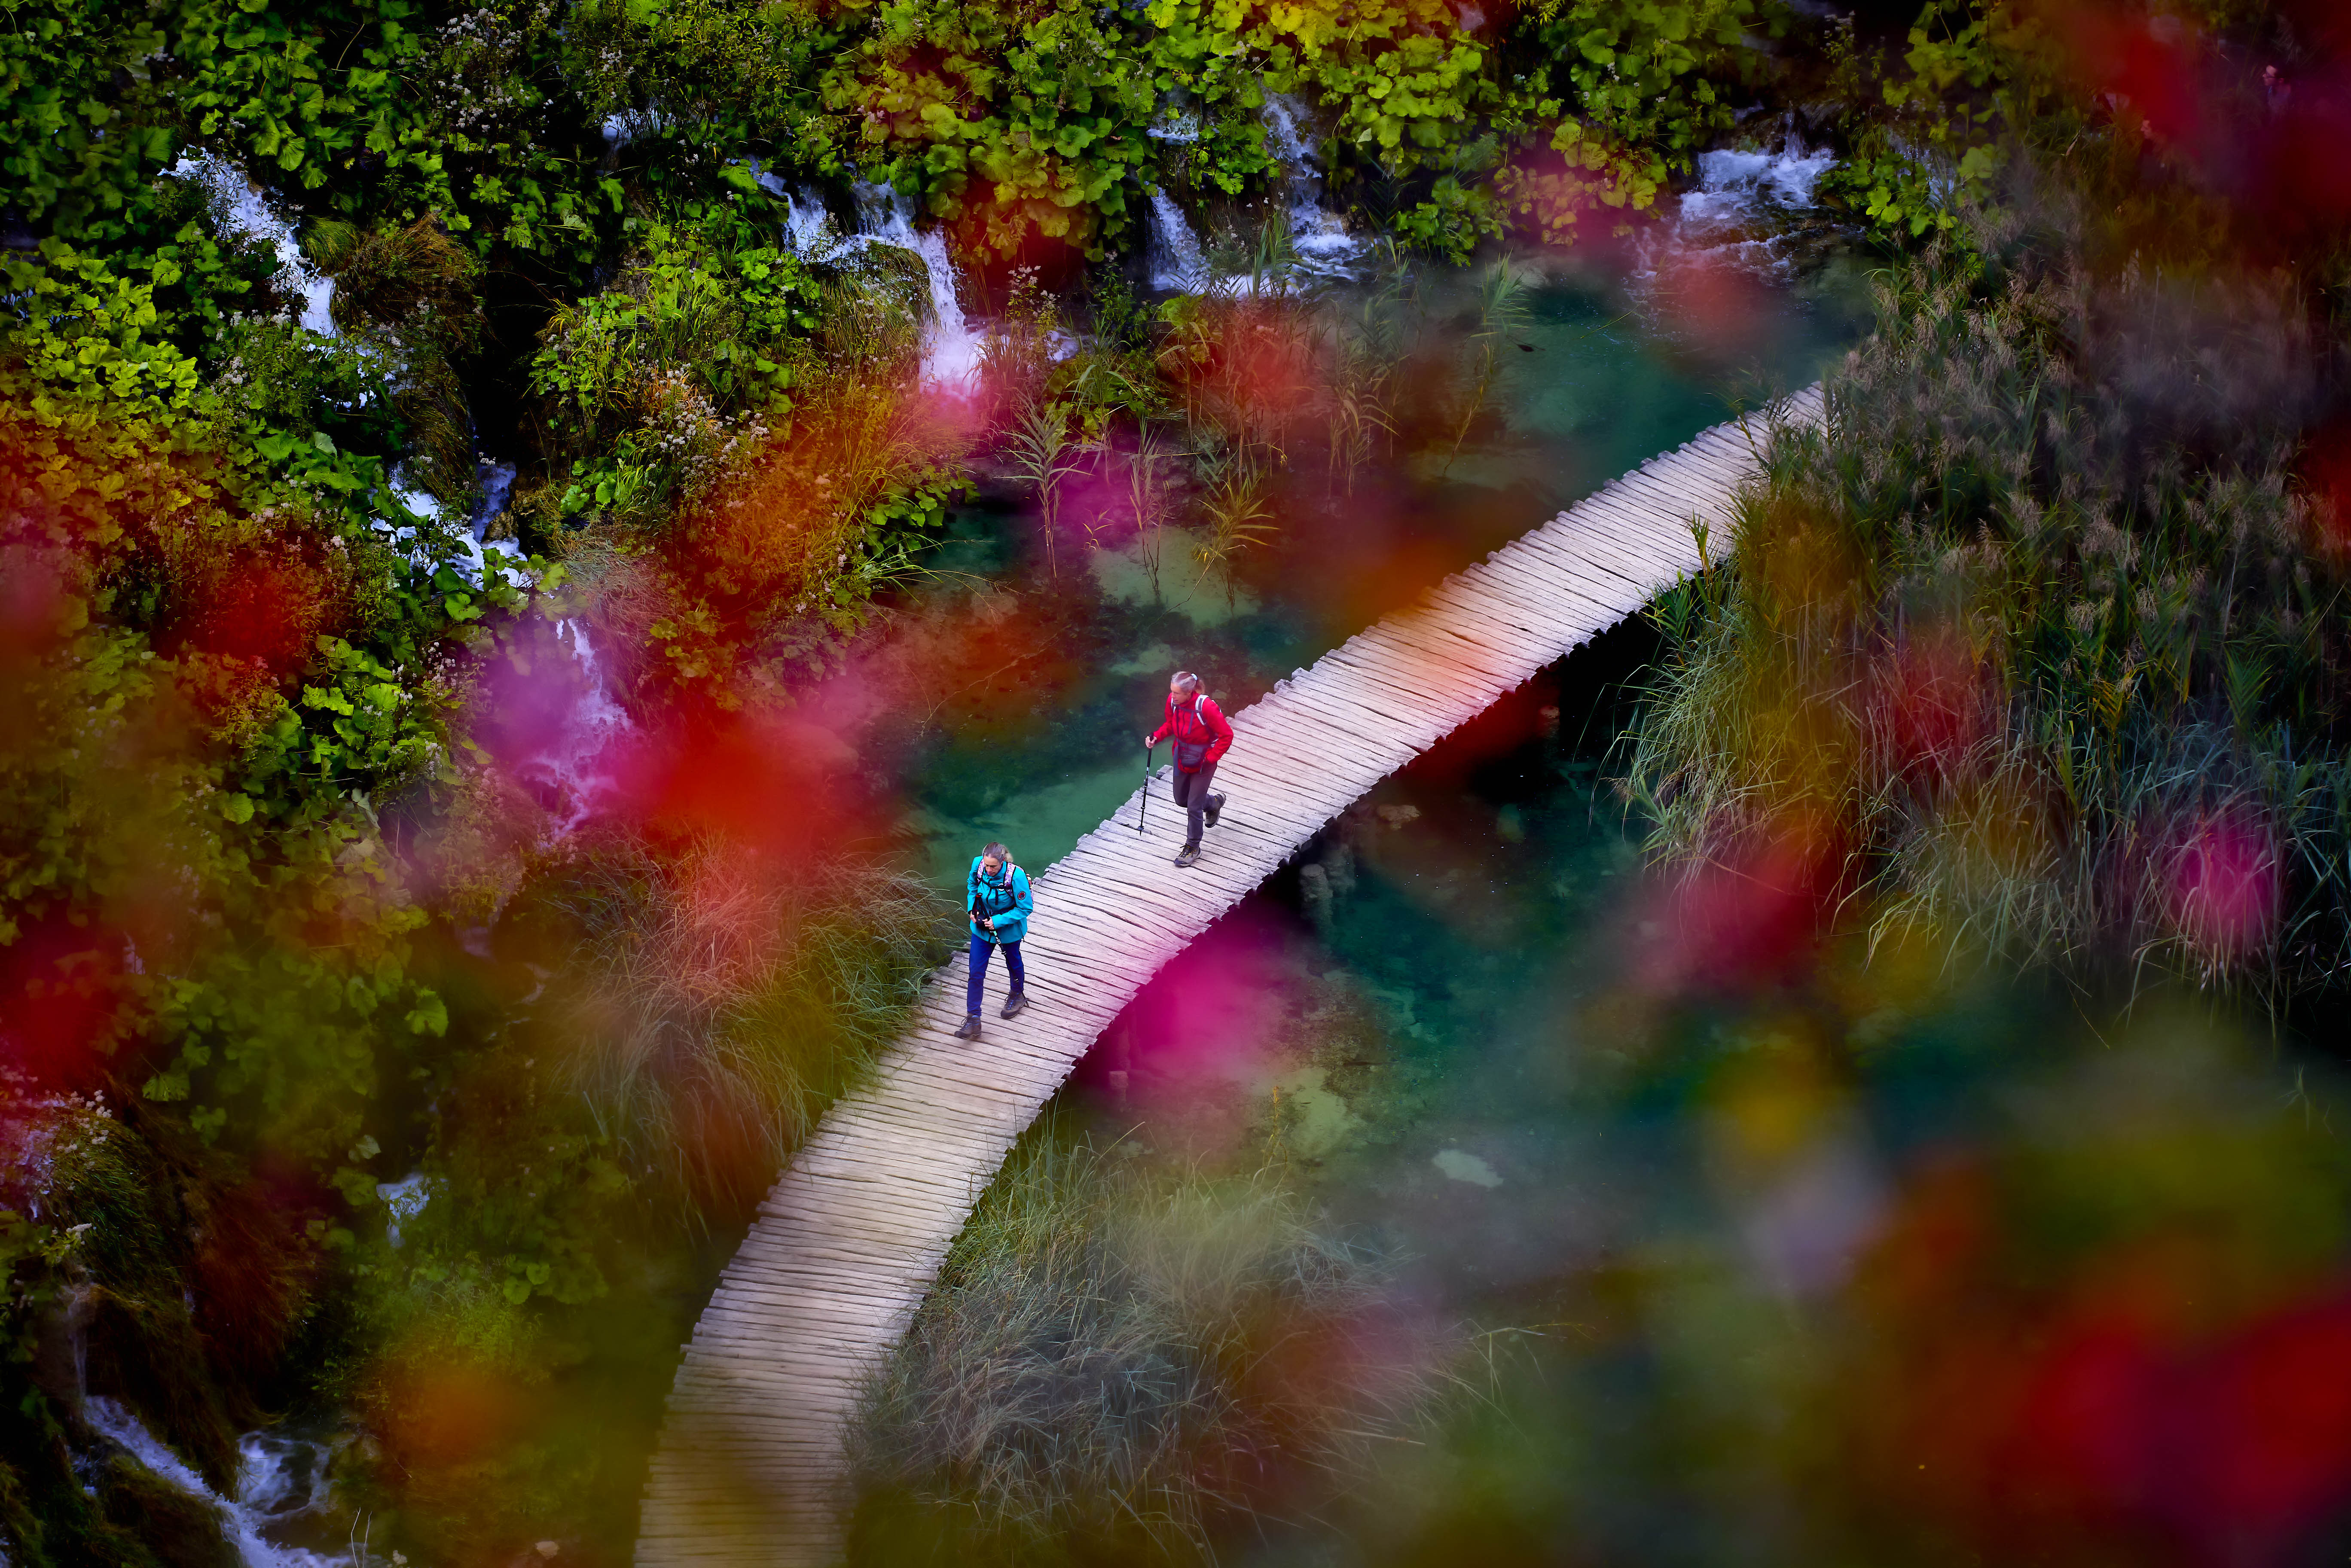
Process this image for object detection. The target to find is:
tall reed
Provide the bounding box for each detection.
[545,840,944,1211]
[848,1124,1429,1564]
[1628,229,2351,1004]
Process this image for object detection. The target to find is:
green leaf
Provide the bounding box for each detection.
[406,991,449,1037]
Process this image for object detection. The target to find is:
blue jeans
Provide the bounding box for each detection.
[968,934,1024,1015]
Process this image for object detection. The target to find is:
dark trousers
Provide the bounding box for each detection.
[968,934,1023,1015]
[1171,762,1222,848]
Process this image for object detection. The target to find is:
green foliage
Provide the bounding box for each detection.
[820,0,1771,259]
[533,220,819,530]
[0,1,183,245]
[830,0,1172,255]
[528,218,967,710]
[1811,0,2088,243]
[1,247,208,415]
[1499,0,1770,243]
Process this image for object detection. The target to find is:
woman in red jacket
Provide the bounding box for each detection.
[1143,670,1233,868]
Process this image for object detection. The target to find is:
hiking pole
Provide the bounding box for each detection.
[1137,741,1155,833]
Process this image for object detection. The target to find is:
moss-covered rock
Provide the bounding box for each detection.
[94,1452,237,1568]
[0,1402,162,1568]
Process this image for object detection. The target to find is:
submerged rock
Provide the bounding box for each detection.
[1431,1148,1504,1188]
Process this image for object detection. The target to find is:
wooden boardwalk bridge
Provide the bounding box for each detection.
[635,387,1823,1565]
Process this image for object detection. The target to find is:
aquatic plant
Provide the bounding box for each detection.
[1126,421,1182,602]
[1001,401,1093,580]
[1437,258,1531,476]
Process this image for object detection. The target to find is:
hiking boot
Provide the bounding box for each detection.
[953,1013,982,1040]
[1001,990,1029,1020]
[1174,845,1202,868]
[1204,793,1225,829]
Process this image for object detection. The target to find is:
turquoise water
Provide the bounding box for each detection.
[896,258,1861,892]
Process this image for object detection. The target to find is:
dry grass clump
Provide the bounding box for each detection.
[541,839,944,1210]
[848,1128,1432,1565]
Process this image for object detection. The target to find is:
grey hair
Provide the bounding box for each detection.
[983,841,1009,861]
[1169,671,1201,695]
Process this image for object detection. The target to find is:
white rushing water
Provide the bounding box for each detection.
[1146,106,1204,144]
[782,184,983,393]
[1679,141,1838,234]
[374,1171,433,1249]
[784,188,847,261]
[1261,95,1368,277]
[1637,134,1839,283]
[1140,97,1364,296]
[1146,189,1209,293]
[459,458,522,585]
[84,1399,351,1567]
[168,154,337,336]
[516,618,632,831]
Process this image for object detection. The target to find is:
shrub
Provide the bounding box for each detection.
[1628,222,2351,1003]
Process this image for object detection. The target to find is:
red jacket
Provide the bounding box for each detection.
[1148,692,1233,771]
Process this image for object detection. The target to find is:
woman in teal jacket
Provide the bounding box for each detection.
[956,841,1032,1040]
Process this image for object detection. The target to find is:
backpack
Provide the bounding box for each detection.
[1168,694,1215,772]
[968,858,1026,943]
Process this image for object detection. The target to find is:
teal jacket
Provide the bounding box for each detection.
[967,857,1032,945]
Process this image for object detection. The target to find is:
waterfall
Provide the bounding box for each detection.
[855,183,986,392]
[1146,107,1204,144]
[375,1171,432,1249]
[509,618,633,833]
[785,189,847,261]
[1677,139,1838,236]
[1145,189,1209,293]
[782,185,983,393]
[168,154,336,336]
[83,1399,350,1567]
[1261,95,1368,277]
[1637,133,1839,283]
[448,457,522,586]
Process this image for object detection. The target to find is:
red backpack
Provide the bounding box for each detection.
[1167,694,1215,771]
